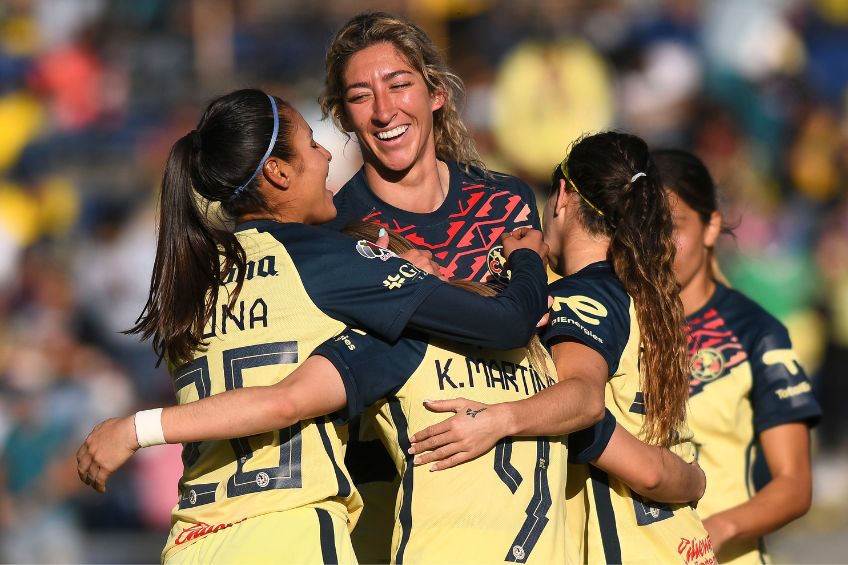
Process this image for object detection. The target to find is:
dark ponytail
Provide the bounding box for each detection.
[129,89,296,365]
[553,132,688,446]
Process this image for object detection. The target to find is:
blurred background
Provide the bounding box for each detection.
[0,0,846,562]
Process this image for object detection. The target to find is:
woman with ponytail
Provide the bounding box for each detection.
[76,88,551,564]
[653,149,820,563]
[409,132,714,564]
[80,223,572,564]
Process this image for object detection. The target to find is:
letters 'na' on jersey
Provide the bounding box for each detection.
[542,261,716,565]
[161,220,444,561]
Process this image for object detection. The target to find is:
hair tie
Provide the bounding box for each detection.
[630,172,646,183]
[190,130,202,151]
[228,94,280,203]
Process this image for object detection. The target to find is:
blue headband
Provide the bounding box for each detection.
[228,94,280,202]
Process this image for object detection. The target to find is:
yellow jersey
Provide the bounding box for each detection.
[163,220,446,560]
[686,283,821,564]
[315,328,569,564]
[542,261,715,565]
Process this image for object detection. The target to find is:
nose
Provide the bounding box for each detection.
[319,143,332,162]
[371,87,396,126]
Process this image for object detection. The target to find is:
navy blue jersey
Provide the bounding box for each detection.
[325,160,541,283]
[686,283,821,564]
[542,262,631,376]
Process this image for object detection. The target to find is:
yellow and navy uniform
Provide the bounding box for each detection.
[686,283,821,564]
[314,328,569,565]
[162,220,548,563]
[542,261,715,565]
[327,161,544,562]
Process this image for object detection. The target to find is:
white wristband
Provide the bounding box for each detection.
[135,408,166,448]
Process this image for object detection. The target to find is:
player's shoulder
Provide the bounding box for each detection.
[334,167,369,201]
[452,161,535,199]
[325,168,372,230]
[709,284,788,343]
[549,261,629,308]
[238,219,368,264]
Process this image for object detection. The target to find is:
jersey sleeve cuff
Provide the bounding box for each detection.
[754,404,822,433]
[568,409,617,464]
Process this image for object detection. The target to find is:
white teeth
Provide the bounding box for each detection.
[377,125,409,140]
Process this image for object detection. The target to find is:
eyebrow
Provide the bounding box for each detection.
[344,70,413,93]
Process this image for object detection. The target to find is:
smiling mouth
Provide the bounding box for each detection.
[376,125,409,141]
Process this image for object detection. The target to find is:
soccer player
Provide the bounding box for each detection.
[410,132,716,564]
[319,12,546,559]
[83,87,549,564]
[652,149,821,563]
[320,11,540,283]
[78,224,703,564]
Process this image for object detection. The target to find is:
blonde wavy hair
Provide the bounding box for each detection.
[320,11,485,171]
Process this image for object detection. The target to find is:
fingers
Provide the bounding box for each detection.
[92,466,109,494]
[408,419,453,445]
[409,427,458,455]
[76,431,110,493]
[376,228,389,249]
[536,296,553,328]
[77,447,92,485]
[421,398,470,414]
[414,442,465,467]
[430,452,476,471]
[500,228,547,261]
[400,249,443,278]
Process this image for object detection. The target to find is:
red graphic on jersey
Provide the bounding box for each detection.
[174,518,246,545]
[677,536,716,565]
[359,182,533,282]
[686,308,748,396]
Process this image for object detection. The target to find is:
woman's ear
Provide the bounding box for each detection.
[263,157,291,189]
[430,88,446,112]
[552,178,569,217]
[704,210,722,247]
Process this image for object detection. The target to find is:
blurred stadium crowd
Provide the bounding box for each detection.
[0,0,847,562]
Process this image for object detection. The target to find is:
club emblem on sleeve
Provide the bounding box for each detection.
[689,348,724,382]
[356,239,397,261]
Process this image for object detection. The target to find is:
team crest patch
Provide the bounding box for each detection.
[355,239,397,261]
[487,245,511,283]
[632,496,673,526]
[689,348,724,382]
[686,309,747,396]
